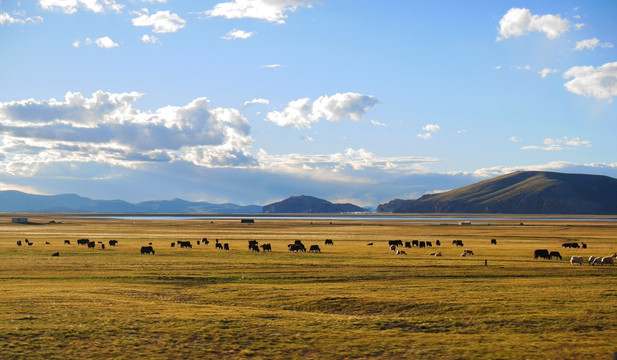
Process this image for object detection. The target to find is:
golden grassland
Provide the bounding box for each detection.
[1,216,616,359]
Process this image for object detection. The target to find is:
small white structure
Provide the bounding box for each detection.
[12,218,28,223]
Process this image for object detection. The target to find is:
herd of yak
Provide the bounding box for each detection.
[12,236,617,265]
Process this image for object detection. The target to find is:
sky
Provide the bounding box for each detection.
[0,0,616,207]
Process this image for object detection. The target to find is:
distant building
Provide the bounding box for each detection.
[12,218,28,223]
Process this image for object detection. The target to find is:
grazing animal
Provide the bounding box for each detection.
[433,252,442,257]
[197,241,200,245]
[45,241,50,245]
[592,257,602,266]
[101,244,105,250]
[202,238,209,245]
[396,250,407,255]
[562,242,580,248]
[454,240,464,247]
[582,243,587,249]
[435,240,441,246]
[462,249,474,256]
[288,244,305,252]
[215,243,223,250]
[389,245,396,252]
[419,241,426,248]
[250,243,260,252]
[388,240,403,247]
[87,241,95,249]
[426,241,432,247]
[178,241,192,248]
[171,242,176,248]
[28,242,33,247]
[77,239,90,245]
[260,243,272,252]
[429,252,442,257]
[51,252,60,257]
[588,256,597,265]
[309,245,321,253]
[248,240,259,250]
[549,251,562,260]
[412,240,419,247]
[140,246,155,255]
[325,239,333,245]
[534,249,550,260]
[109,240,118,247]
[223,243,229,251]
[570,256,583,265]
[404,241,411,248]
[491,239,497,245]
[367,243,373,246]
[16,241,22,246]
[600,256,614,265]
[64,240,71,245]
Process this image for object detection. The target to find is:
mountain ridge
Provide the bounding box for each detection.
[377,171,617,214]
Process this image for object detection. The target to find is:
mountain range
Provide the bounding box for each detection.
[376,171,617,214]
[2,171,617,214]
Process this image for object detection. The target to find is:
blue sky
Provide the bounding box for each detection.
[0,0,616,206]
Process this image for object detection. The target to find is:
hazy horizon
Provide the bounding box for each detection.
[1,1,616,207]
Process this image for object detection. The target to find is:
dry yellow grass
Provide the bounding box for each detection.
[1,216,616,359]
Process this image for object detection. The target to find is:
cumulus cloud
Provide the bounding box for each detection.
[141,34,160,44]
[538,68,558,78]
[573,38,614,51]
[521,136,591,151]
[244,98,269,106]
[221,29,254,40]
[563,62,617,102]
[0,11,43,24]
[205,0,315,24]
[265,92,378,129]
[73,36,118,48]
[38,0,123,14]
[496,8,569,41]
[256,148,439,183]
[417,124,439,140]
[0,91,256,175]
[132,10,186,33]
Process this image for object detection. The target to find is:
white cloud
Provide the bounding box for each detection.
[563,62,617,102]
[205,0,315,24]
[38,0,123,14]
[472,161,617,179]
[496,8,569,41]
[514,65,531,71]
[457,129,466,134]
[132,10,186,33]
[573,38,614,51]
[510,136,521,142]
[495,65,502,70]
[0,11,43,24]
[370,120,387,127]
[95,36,118,48]
[256,148,439,182]
[301,136,314,142]
[416,133,432,140]
[538,68,558,78]
[521,136,591,151]
[574,23,585,30]
[244,98,269,106]
[73,36,118,49]
[261,64,282,68]
[422,124,440,133]
[221,29,254,40]
[141,34,160,44]
[265,92,378,129]
[0,91,256,174]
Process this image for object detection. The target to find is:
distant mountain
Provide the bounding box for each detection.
[377,171,617,215]
[263,195,368,214]
[0,191,261,213]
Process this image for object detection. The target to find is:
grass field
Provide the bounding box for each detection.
[1,215,616,359]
